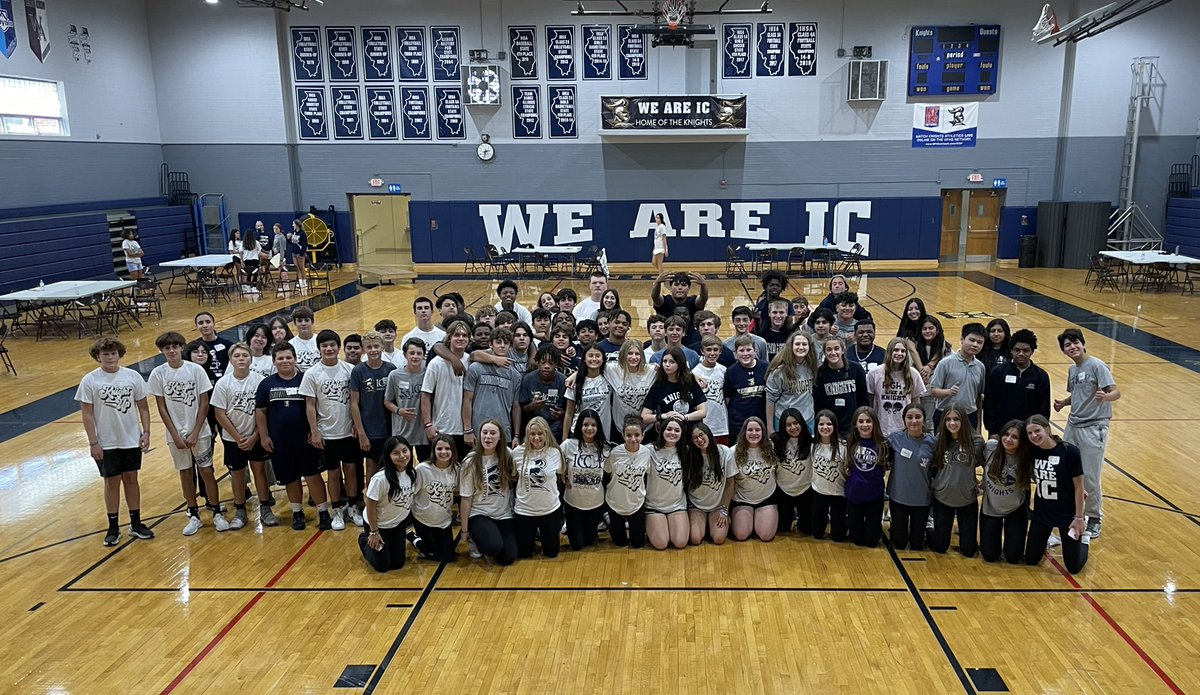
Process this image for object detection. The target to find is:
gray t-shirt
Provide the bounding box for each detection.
[464,359,520,441]
[386,366,428,445]
[687,445,737,512]
[350,361,396,440]
[776,437,812,496]
[1066,356,1115,425]
[459,453,514,520]
[930,352,986,414]
[930,436,984,507]
[980,439,1028,517]
[766,364,815,423]
[886,431,936,507]
[645,446,686,513]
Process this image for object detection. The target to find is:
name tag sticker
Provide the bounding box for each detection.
[1048,455,1060,464]
[1005,375,1017,383]
[900,448,913,458]
[834,398,845,407]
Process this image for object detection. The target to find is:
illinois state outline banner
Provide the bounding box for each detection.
[600,95,746,130]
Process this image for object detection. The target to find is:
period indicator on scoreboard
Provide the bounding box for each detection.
[908,25,1001,97]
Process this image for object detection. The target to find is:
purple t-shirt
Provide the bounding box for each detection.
[844,439,885,505]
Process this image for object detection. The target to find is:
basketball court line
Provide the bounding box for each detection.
[432,586,909,593]
[1103,494,1200,518]
[922,588,1200,594]
[362,560,450,695]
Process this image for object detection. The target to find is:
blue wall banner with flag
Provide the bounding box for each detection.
[331,87,362,140]
[396,26,427,81]
[296,87,327,140]
[361,27,392,81]
[366,87,397,140]
[722,24,752,79]
[581,24,611,79]
[431,26,460,81]
[400,87,431,140]
[0,0,17,59]
[617,25,646,80]
[912,102,978,148]
[325,26,357,81]
[435,86,465,140]
[509,26,537,79]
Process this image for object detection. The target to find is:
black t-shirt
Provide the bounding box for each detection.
[849,344,886,373]
[1031,440,1083,527]
[656,294,699,319]
[201,337,234,382]
[642,379,706,421]
[813,362,868,435]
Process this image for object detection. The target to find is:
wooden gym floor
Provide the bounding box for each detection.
[1,265,1198,694]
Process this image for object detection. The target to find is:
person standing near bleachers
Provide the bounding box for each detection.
[122,229,145,280]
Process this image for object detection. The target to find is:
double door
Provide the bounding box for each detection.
[940,189,1004,263]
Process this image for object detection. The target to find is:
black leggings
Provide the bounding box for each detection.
[930,499,978,557]
[358,525,408,572]
[515,508,563,558]
[412,518,457,562]
[468,516,517,565]
[979,503,1029,564]
[847,496,885,548]
[1025,518,1089,574]
[810,493,847,541]
[776,488,813,535]
[888,501,930,551]
[564,502,605,550]
[609,507,646,548]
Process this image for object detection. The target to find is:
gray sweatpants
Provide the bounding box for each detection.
[1063,421,1108,521]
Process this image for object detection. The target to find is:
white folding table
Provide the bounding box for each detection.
[0,280,136,340]
[160,254,239,269]
[510,246,583,276]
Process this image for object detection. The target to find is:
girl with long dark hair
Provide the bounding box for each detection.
[411,434,459,562]
[640,346,707,433]
[885,404,936,550]
[360,436,417,572]
[1023,414,1089,574]
[560,409,609,550]
[770,408,813,535]
[645,419,690,549]
[928,406,984,556]
[979,420,1031,564]
[684,423,736,545]
[844,406,890,548]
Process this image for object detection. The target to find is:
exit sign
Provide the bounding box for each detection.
[993,177,1007,188]
[388,184,403,193]
[967,173,984,183]
[368,178,383,187]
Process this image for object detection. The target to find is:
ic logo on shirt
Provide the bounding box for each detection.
[98,384,135,414]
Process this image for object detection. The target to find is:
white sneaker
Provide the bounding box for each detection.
[468,539,483,559]
[331,507,346,531]
[182,515,203,536]
[349,506,364,527]
[213,514,231,532]
[1046,533,1062,549]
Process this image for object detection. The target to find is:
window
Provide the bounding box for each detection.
[0,76,69,136]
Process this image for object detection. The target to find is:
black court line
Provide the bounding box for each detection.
[432,586,908,593]
[1104,494,1200,519]
[29,602,44,612]
[385,603,414,608]
[929,606,958,611]
[362,560,449,695]
[883,537,974,694]
[901,557,927,562]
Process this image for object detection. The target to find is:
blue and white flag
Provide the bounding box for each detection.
[326,26,358,81]
[435,87,466,140]
[331,87,362,140]
[396,26,427,81]
[361,27,393,81]
[912,103,978,148]
[401,87,431,140]
[296,87,327,140]
[582,24,611,79]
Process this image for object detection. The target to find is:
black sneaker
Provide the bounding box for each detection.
[103,529,120,547]
[291,511,306,530]
[318,510,333,530]
[130,523,155,540]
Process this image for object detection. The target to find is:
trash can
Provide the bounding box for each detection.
[1018,235,1038,268]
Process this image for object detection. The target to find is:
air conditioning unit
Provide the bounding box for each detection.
[848,59,888,101]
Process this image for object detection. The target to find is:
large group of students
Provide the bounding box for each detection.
[75,270,1119,576]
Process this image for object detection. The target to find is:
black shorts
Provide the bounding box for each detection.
[731,498,778,510]
[222,438,267,472]
[321,437,362,470]
[367,437,389,464]
[97,448,142,478]
[271,446,321,486]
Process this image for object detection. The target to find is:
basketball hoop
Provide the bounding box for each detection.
[661,0,687,30]
[1032,3,1060,42]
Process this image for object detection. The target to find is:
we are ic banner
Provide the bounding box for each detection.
[601,95,746,131]
[912,102,978,148]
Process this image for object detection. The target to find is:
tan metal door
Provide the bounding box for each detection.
[940,190,963,261]
[965,189,1003,261]
[351,194,412,272]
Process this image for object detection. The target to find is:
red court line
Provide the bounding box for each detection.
[159,532,323,695]
[1047,555,1185,695]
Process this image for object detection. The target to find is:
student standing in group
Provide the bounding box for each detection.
[288,219,309,289]
[756,299,799,362]
[983,329,1050,439]
[928,406,984,557]
[574,271,609,321]
[650,316,701,368]
[289,306,320,370]
[597,310,632,358]
[914,316,949,430]
[687,311,735,367]
[463,326,522,447]
[519,344,567,441]
[410,434,459,562]
[551,326,580,377]
[806,308,837,358]
[459,420,518,565]
[730,417,779,542]
[607,339,658,442]
[256,343,331,530]
[755,271,795,324]
[643,314,668,362]
[809,410,848,541]
[270,223,288,282]
[832,293,863,337]
[645,419,690,550]
[979,318,1012,372]
[684,423,737,545]
[359,436,416,573]
[1024,415,1090,574]
[435,295,460,326]
[844,407,890,548]
[350,332,398,488]
[300,329,361,530]
[122,229,145,280]
[195,312,234,383]
[538,291,559,314]
[765,331,818,434]
[641,346,708,436]
[814,337,869,437]
[726,306,769,362]
[77,337,154,546]
[421,320,472,461]
[929,323,987,430]
[385,338,430,465]
[604,415,653,548]
[343,334,363,367]
[724,335,768,439]
[511,417,565,559]
[211,343,275,528]
[866,338,927,437]
[1055,328,1120,539]
[808,274,872,327]
[559,409,609,551]
[372,320,399,365]
[268,315,293,346]
[495,280,534,325]
[693,337,729,445]
[402,297,447,349]
[148,332,230,535]
[651,212,669,273]
[896,299,928,351]
[246,323,276,378]
[885,404,936,550]
[849,320,886,374]
[531,308,553,344]
[555,288,578,317]
[564,344,613,442]
[771,408,813,535]
[979,420,1031,564]
[652,271,709,318]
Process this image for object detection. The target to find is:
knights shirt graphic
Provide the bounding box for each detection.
[427,480,455,511]
[229,390,257,416]
[616,460,645,493]
[741,458,772,484]
[98,384,135,414]
[654,455,683,487]
[164,379,198,407]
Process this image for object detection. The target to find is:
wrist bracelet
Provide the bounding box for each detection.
[89,441,98,446]
[423,422,433,428]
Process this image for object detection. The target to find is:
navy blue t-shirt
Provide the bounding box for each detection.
[723,360,767,436]
[255,373,309,450]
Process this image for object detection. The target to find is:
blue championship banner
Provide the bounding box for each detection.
[361,27,393,81]
[430,26,461,81]
[331,87,362,140]
[582,24,611,80]
[396,26,427,81]
[548,85,577,139]
[291,27,323,81]
[509,26,537,79]
[601,95,747,130]
[545,25,576,80]
[435,86,466,140]
[1,0,17,59]
[400,87,431,140]
[788,22,817,76]
[722,23,751,79]
[366,87,398,140]
[296,87,327,140]
[755,22,785,77]
[511,85,542,139]
[617,25,646,80]
[326,26,358,81]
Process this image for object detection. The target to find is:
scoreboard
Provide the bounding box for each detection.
[908,25,1001,97]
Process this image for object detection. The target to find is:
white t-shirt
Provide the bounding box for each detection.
[459,452,514,520]
[566,374,612,438]
[573,297,601,321]
[653,223,668,253]
[75,367,147,449]
[494,302,533,325]
[146,361,213,439]
[401,326,447,353]
[420,355,465,436]
[289,335,319,370]
[210,371,265,441]
[512,446,563,516]
[865,365,927,437]
[241,241,260,262]
[733,447,777,504]
[413,462,457,528]
[298,359,354,438]
[603,445,652,516]
[810,442,847,496]
[122,239,142,263]
[559,438,606,511]
[687,445,737,512]
[250,354,275,379]
[380,348,400,366]
[605,365,657,432]
[692,362,729,437]
[645,446,686,513]
[776,437,813,496]
[366,469,414,529]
